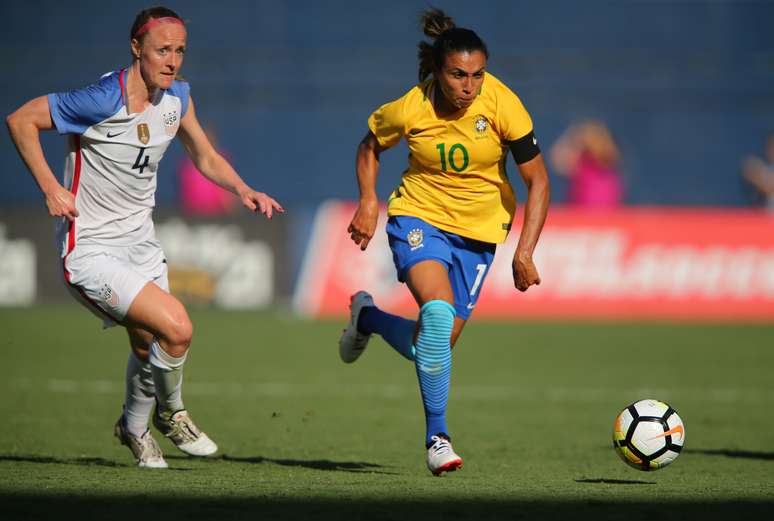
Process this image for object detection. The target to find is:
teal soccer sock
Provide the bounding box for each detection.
[413,300,455,445]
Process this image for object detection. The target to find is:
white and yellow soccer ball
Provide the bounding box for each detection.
[613,399,685,471]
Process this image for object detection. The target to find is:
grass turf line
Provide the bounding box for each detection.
[1,306,772,520]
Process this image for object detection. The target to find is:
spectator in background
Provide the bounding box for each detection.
[550,120,623,208]
[179,125,236,216]
[741,134,774,211]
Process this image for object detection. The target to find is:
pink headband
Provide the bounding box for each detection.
[133,17,184,39]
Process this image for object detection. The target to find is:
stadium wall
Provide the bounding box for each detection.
[292,202,774,322]
[4,203,774,322]
[0,210,292,309]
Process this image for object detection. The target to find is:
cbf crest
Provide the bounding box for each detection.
[407,228,424,250]
[474,115,488,134]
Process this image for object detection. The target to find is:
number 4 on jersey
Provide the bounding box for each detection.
[132,147,150,174]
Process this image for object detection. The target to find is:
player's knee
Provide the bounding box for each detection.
[419,287,454,305]
[170,316,193,349]
[163,311,193,350]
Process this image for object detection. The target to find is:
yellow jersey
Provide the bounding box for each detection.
[368,72,534,244]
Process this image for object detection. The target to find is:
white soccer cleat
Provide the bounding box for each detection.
[426,434,463,476]
[153,409,218,457]
[114,416,168,469]
[338,290,375,363]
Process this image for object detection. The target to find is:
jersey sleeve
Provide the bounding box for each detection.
[367,96,407,148]
[495,81,541,163]
[167,80,191,117]
[47,73,123,135]
[496,85,534,143]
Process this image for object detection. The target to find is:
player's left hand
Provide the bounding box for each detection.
[240,188,284,219]
[512,253,541,292]
[347,198,379,251]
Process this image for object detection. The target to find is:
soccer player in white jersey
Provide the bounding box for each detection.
[6,6,283,468]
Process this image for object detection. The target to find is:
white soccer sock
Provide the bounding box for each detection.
[124,351,156,437]
[149,339,187,414]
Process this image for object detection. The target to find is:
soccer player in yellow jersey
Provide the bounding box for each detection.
[339,9,550,475]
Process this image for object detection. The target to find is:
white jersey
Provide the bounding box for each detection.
[48,69,189,256]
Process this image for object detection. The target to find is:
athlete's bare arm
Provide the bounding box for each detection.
[512,153,550,292]
[6,96,78,221]
[177,96,283,218]
[348,131,387,251]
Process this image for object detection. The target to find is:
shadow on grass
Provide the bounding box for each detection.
[1,453,391,475]
[685,449,774,461]
[575,478,656,485]
[166,454,396,474]
[0,455,192,471]
[1,494,772,521]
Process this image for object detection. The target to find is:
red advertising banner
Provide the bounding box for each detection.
[292,202,774,321]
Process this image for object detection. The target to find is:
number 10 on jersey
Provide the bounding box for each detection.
[436,143,469,173]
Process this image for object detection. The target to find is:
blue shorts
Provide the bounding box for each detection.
[386,215,496,321]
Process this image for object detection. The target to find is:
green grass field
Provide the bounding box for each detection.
[1,305,772,520]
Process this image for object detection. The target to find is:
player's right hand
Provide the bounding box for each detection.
[45,184,79,221]
[348,199,379,251]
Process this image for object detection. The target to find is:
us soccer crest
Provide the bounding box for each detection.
[474,115,488,134]
[407,228,424,248]
[99,283,119,308]
[137,123,150,144]
[163,110,179,137]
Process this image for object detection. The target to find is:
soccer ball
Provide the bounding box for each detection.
[612,399,685,471]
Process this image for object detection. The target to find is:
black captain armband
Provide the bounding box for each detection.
[507,131,541,164]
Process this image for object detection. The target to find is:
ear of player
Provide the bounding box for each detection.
[612,399,685,471]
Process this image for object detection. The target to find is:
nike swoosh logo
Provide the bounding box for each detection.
[106,130,126,138]
[417,362,443,376]
[652,424,684,440]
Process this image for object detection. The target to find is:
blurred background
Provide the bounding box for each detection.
[2,0,774,320]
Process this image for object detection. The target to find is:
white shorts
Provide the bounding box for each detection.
[62,240,169,328]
